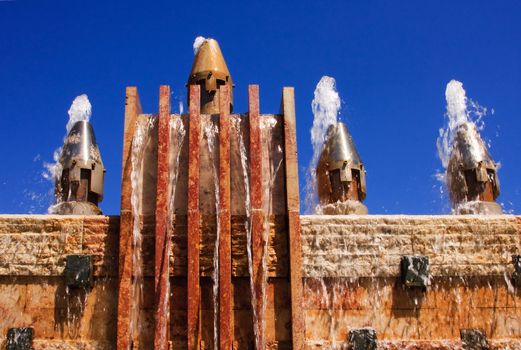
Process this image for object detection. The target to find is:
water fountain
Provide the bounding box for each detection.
[438,80,502,215]
[47,95,106,215]
[115,38,305,350]
[0,40,520,350]
[306,76,368,215]
[316,122,367,215]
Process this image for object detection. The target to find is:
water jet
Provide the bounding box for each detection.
[439,80,502,215]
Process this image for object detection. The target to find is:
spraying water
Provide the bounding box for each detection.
[311,77,341,154]
[437,80,484,170]
[66,95,92,133]
[304,76,341,213]
[437,80,494,175]
[43,94,92,212]
[436,80,500,213]
[193,36,207,55]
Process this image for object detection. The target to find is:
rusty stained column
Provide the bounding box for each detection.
[117,87,142,350]
[154,85,171,349]
[218,85,233,350]
[187,84,202,350]
[248,84,266,350]
[282,87,305,350]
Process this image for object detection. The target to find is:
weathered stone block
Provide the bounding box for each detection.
[401,256,429,289]
[513,255,521,288]
[461,329,489,350]
[348,328,377,350]
[64,254,92,288]
[6,327,33,350]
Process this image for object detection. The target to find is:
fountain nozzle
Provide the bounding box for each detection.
[52,120,105,215]
[316,122,368,214]
[188,38,233,114]
[447,122,501,214]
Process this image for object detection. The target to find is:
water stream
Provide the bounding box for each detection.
[436,80,495,212]
[129,116,155,347]
[319,278,336,349]
[259,116,283,348]
[304,76,341,214]
[203,118,221,350]
[233,116,258,349]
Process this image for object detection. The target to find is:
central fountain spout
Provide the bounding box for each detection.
[188,38,233,114]
[52,120,105,215]
[316,122,368,214]
[447,122,501,214]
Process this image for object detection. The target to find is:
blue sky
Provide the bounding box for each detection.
[1,1,520,215]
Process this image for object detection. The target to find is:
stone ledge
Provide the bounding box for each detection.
[0,215,119,277]
[301,215,521,278]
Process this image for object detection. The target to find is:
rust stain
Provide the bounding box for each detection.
[218,85,233,350]
[154,85,171,349]
[187,84,201,350]
[248,84,266,349]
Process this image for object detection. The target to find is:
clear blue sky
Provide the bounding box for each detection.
[1,1,520,215]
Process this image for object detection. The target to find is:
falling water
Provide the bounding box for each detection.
[204,119,221,350]
[259,116,283,348]
[319,279,337,349]
[63,285,88,339]
[304,76,341,214]
[129,116,155,347]
[167,115,186,247]
[233,116,259,348]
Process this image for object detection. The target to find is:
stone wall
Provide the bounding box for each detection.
[0,215,119,349]
[301,215,521,349]
[0,214,520,349]
[301,215,520,278]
